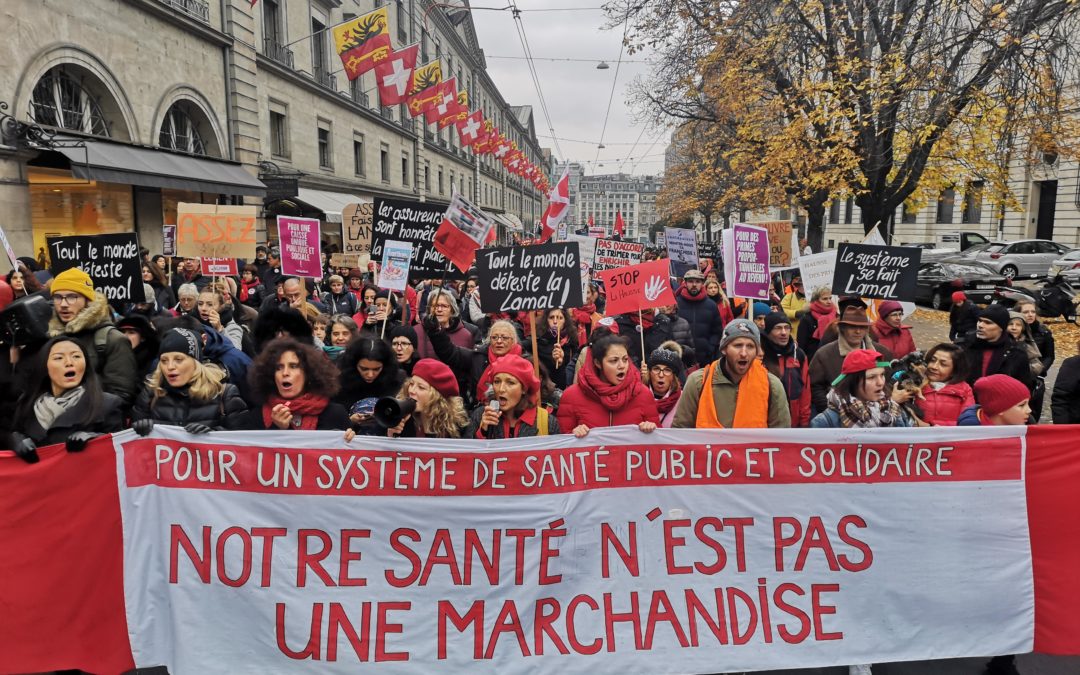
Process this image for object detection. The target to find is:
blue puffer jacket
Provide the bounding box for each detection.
[956,404,984,426]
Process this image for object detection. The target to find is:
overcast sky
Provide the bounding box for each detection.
[469,2,668,177]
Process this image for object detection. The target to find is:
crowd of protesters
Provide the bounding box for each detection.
[0,237,1068,467]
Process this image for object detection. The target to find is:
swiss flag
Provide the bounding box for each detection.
[614,210,626,238]
[538,167,571,242]
[374,43,419,106]
[424,78,458,125]
[456,110,485,147]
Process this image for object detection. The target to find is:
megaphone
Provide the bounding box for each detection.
[373,396,417,428]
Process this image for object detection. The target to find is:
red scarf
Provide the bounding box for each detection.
[475,343,524,400]
[628,310,655,330]
[654,380,682,415]
[262,393,330,430]
[810,301,838,340]
[239,279,259,302]
[578,355,645,412]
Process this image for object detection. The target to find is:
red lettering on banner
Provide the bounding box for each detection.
[484,600,531,658]
[812,584,843,640]
[644,590,691,649]
[419,529,464,586]
[604,591,645,651]
[170,524,211,584]
[253,527,287,586]
[438,600,484,659]
[728,587,758,644]
[567,594,603,654]
[533,597,570,655]
[276,602,322,660]
[339,529,371,586]
[685,588,729,646]
[464,529,501,585]
[297,529,336,587]
[123,437,1021,497]
[327,602,370,662]
[216,526,253,587]
[601,522,639,577]
[386,528,422,587]
[837,515,873,572]
[774,583,812,643]
[773,516,873,573]
[375,601,411,661]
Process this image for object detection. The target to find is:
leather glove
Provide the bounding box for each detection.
[422,315,441,335]
[184,422,213,435]
[11,433,39,464]
[66,431,102,453]
[132,419,154,436]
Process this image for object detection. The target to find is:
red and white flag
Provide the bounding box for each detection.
[614,210,626,238]
[424,78,458,126]
[374,43,419,106]
[456,110,484,147]
[434,190,496,272]
[538,167,571,243]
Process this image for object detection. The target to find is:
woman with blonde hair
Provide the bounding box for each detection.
[385,358,469,438]
[132,327,249,435]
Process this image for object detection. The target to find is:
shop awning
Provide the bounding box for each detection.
[492,213,523,232]
[294,188,369,223]
[51,137,266,197]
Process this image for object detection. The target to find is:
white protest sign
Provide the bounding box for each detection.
[379,239,413,293]
[665,227,699,278]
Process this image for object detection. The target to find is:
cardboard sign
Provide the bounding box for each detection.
[556,223,569,241]
[329,253,360,269]
[175,203,257,260]
[594,238,645,271]
[476,242,583,313]
[566,234,596,297]
[598,258,676,316]
[46,233,142,303]
[161,224,176,257]
[277,216,322,278]
[758,220,793,268]
[655,231,666,249]
[200,257,238,276]
[723,223,771,300]
[833,243,922,301]
[371,197,465,280]
[378,239,413,293]
[798,250,839,297]
[341,202,374,269]
[664,227,699,278]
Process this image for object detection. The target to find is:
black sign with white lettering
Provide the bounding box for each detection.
[476,242,583,313]
[47,233,142,305]
[370,197,463,280]
[832,243,922,301]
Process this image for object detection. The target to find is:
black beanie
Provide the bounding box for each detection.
[159,327,202,360]
[764,311,791,335]
[389,324,418,349]
[980,304,1010,331]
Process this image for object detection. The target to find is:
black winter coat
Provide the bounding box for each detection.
[132,383,249,430]
[675,290,723,367]
[950,302,979,344]
[429,326,508,407]
[14,392,125,447]
[535,332,578,390]
[1051,355,1080,424]
[1029,321,1055,373]
[47,292,138,406]
[322,291,359,317]
[465,405,560,439]
[614,314,675,368]
[962,335,1034,391]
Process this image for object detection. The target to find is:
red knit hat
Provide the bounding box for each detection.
[489,355,541,399]
[411,359,459,399]
[951,291,967,305]
[878,300,903,318]
[974,374,1029,417]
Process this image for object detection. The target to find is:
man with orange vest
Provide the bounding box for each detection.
[672,319,791,429]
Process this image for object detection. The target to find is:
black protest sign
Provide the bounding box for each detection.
[370,197,464,280]
[47,233,142,304]
[832,243,922,301]
[476,242,583,313]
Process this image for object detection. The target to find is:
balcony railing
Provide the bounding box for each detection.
[158,0,209,23]
[262,38,294,69]
[313,67,336,91]
[380,107,394,121]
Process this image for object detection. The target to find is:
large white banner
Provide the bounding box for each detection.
[114,426,1032,674]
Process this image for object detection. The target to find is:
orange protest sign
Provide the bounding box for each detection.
[755,220,793,268]
[175,203,258,260]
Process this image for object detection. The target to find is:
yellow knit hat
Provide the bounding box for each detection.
[51,268,96,302]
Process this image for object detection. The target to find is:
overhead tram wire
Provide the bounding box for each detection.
[508,1,564,160]
[593,9,630,165]
[616,125,648,173]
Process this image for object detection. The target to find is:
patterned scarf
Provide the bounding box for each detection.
[827,390,903,428]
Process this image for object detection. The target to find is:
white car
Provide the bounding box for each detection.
[1048,249,1080,278]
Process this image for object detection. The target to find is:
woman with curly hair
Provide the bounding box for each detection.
[132,328,249,436]
[384,359,469,438]
[241,338,349,431]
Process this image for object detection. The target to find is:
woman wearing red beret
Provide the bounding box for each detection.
[467,355,559,439]
[385,358,469,439]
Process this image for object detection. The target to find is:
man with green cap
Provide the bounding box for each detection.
[46,268,137,405]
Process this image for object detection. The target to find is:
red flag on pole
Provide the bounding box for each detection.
[538,167,571,243]
[424,78,458,125]
[456,110,484,147]
[374,43,419,106]
[434,192,496,273]
[614,210,626,238]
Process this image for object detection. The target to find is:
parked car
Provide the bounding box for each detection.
[1048,249,1080,278]
[963,239,1073,279]
[914,258,1010,309]
[919,231,993,260]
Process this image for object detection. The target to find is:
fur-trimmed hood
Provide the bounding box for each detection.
[48,291,115,337]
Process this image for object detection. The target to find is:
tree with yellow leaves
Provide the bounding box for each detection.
[615,0,1080,242]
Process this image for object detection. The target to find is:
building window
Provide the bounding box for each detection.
[311,9,330,85]
[962,182,983,224]
[380,144,390,182]
[844,197,853,224]
[438,167,444,195]
[269,102,289,158]
[828,199,841,224]
[29,68,111,137]
[901,201,917,224]
[424,161,431,191]
[158,101,207,155]
[936,188,956,224]
[353,134,365,176]
[401,153,410,186]
[263,0,283,46]
[397,0,408,42]
[317,121,332,169]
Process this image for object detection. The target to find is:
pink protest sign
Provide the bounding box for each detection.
[277,216,321,278]
[729,223,771,300]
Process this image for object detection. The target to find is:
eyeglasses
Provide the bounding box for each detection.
[52,294,83,306]
[650,366,673,375]
[489,335,515,343]
[391,341,412,348]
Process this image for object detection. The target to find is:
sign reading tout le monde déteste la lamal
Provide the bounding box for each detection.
[476,242,583,313]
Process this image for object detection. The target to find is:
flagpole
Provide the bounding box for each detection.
[529,312,541,378]
[637,307,646,367]
[381,291,393,340]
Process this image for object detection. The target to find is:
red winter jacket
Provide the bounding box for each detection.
[872,319,917,358]
[557,355,659,431]
[919,381,976,426]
